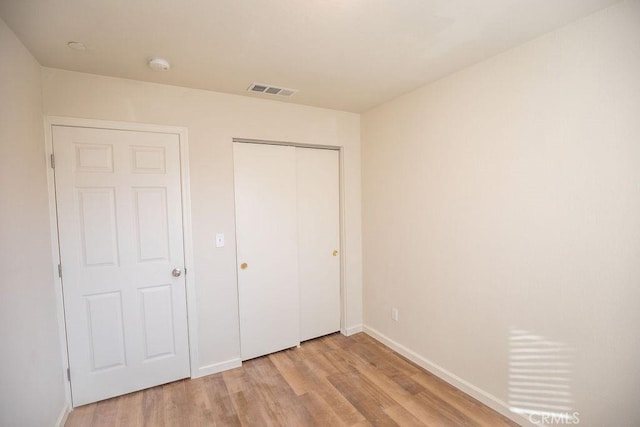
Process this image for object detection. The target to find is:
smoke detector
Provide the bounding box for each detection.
[248,82,297,97]
[148,57,171,71]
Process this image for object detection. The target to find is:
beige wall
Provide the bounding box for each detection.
[361,1,640,426]
[0,17,67,426]
[41,69,363,373]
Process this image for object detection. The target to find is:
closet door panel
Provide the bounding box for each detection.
[233,143,300,360]
[297,148,341,341]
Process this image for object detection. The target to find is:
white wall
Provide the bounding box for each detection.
[361,2,640,426]
[0,17,67,427]
[41,69,363,375]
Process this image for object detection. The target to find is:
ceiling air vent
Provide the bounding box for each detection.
[248,82,298,97]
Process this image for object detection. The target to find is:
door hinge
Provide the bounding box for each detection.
[50,153,55,169]
[184,267,187,276]
[66,367,71,382]
[58,264,62,278]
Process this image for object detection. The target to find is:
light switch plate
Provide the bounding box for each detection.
[215,233,224,248]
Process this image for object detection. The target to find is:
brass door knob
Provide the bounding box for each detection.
[333,250,338,257]
[240,262,248,270]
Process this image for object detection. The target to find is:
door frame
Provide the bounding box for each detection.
[232,138,348,336]
[44,116,199,409]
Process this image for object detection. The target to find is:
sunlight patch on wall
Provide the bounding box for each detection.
[508,327,578,423]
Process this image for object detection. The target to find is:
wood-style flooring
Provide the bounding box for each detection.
[65,332,519,426]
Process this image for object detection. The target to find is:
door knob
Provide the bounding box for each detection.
[240,262,248,270]
[333,250,338,257]
[172,268,182,277]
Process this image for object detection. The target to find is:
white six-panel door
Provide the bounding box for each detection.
[233,142,340,360]
[53,125,190,406]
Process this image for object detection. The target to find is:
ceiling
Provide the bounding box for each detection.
[0,0,619,112]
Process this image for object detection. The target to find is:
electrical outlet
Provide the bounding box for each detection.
[391,307,399,321]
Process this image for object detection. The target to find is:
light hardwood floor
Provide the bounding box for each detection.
[66,333,519,426]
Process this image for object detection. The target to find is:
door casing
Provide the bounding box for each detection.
[44,116,199,409]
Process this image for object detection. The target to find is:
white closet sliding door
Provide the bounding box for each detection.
[233,143,300,360]
[233,142,340,360]
[297,148,340,342]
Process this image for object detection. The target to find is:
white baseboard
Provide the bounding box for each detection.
[363,325,531,427]
[344,324,363,336]
[194,358,242,378]
[55,402,71,427]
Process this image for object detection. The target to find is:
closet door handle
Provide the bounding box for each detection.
[240,262,248,270]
